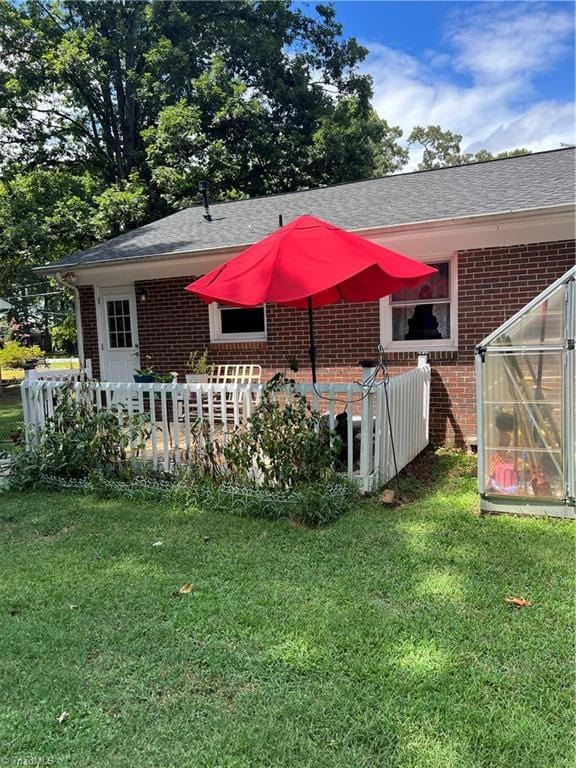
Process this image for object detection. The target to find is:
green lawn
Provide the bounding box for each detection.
[1,360,80,383]
[0,453,574,768]
[0,385,21,449]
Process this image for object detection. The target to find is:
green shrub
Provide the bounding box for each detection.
[186,349,210,375]
[224,373,340,490]
[9,381,151,489]
[0,340,42,368]
[50,313,77,353]
[8,374,357,527]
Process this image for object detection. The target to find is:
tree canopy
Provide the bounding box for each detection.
[0,0,411,308]
[0,0,403,197]
[0,0,536,329]
[408,125,530,171]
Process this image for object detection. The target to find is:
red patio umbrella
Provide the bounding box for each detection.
[186,214,436,381]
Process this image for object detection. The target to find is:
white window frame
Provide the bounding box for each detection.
[209,302,267,343]
[380,254,458,352]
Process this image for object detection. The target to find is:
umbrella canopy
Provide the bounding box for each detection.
[186,214,437,309]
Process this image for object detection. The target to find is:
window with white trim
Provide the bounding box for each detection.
[380,256,457,351]
[209,303,267,342]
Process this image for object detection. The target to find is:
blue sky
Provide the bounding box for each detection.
[299,1,575,162]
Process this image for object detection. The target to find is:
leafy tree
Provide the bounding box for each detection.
[0,165,149,342]
[408,125,463,170]
[50,311,77,354]
[91,172,149,237]
[0,1,401,192]
[142,58,270,208]
[0,0,408,278]
[470,148,532,162]
[408,125,531,170]
[309,99,409,185]
[0,166,150,301]
[0,169,98,284]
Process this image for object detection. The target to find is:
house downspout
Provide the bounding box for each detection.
[55,272,85,373]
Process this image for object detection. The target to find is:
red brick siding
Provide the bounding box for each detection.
[79,238,575,445]
[135,276,210,373]
[383,240,575,443]
[78,285,100,379]
[134,276,381,375]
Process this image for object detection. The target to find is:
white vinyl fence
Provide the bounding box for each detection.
[20,364,430,491]
[24,368,81,382]
[368,364,431,489]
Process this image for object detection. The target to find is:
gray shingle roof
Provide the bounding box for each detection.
[41,148,575,272]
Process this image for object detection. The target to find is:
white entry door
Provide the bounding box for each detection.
[98,286,140,381]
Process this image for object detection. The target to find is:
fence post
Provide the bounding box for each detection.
[417,354,430,442]
[20,381,31,448]
[359,364,376,493]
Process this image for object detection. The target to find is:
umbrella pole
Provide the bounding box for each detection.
[307,297,318,384]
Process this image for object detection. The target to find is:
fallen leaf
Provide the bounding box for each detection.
[504,597,532,608]
[57,711,69,724]
[173,582,194,597]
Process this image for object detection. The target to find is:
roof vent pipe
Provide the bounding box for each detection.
[199,180,212,222]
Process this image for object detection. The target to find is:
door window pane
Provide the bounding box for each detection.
[107,299,132,349]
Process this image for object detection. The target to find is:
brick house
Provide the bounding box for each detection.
[38,148,575,446]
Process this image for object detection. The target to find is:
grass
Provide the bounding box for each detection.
[0,385,21,448]
[0,452,574,767]
[0,360,79,383]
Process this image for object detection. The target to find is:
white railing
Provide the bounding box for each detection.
[372,363,431,490]
[24,368,82,382]
[20,365,431,490]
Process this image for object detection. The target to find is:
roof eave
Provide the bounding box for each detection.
[35,202,576,276]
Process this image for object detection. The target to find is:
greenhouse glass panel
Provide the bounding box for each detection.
[490,281,566,347]
[476,266,575,518]
[482,351,564,500]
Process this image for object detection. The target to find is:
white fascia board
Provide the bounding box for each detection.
[350,203,576,238]
[361,205,576,260]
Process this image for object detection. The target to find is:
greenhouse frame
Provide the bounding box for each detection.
[476,266,575,519]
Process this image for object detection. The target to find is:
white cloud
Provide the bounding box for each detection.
[448,3,574,82]
[466,101,576,154]
[362,3,575,165]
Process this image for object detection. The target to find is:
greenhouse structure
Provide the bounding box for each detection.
[476,266,575,519]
